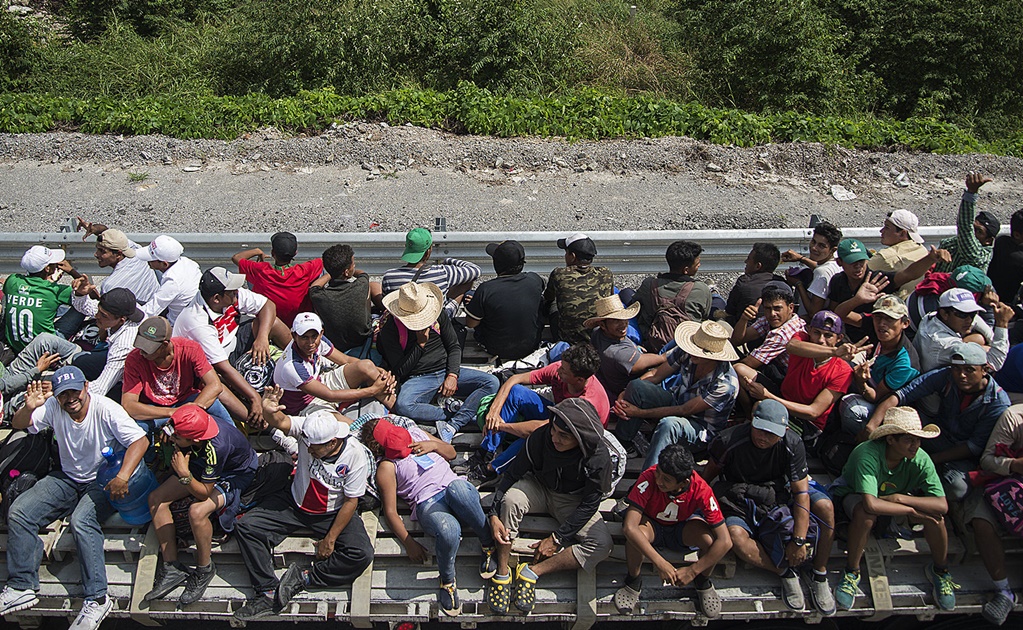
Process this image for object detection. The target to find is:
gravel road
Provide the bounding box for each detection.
[2,125,1023,236]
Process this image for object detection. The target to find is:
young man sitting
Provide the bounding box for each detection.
[731,282,805,407]
[233,390,374,621]
[272,312,395,416]
[308,244,376,357]
[614,320,739,468]
[2,368,148,630]
[461,343,608,486]
[915,287,1012,373]
[703,400,837,616]
[725,242,784,324]
[865,342,1010,502]
[231,231,324,327]
[485,399,614,615]
[543,233,613,344]
[145,406,258,605]
[781,221,842,316]
[635,240,714,351]
[614,444,732,619]
[829,407,952,612]
[587,294,665,402]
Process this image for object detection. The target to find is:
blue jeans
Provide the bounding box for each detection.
[643,416,710,469]
[2,333,79,401]
[480,385,553,454]
[394,368,498,431]
[416,479,495,584]
[6,471,115,600]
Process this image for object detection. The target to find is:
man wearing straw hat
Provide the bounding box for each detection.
[829,407,952,612]
[585,294,665,401]
[378,282,499,442]
[613,320,739,468]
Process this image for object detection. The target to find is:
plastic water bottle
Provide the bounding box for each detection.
[96,447,159,525]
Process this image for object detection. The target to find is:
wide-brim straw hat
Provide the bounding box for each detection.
[868,406,941,441]
[674,320,739,362]
[584,294,641,328]
[382,282,444,331]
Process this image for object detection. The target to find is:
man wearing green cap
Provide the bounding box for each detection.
[380,228,481,318]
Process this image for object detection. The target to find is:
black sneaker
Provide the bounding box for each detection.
[234,595,275,621]
[144,561,191,602]
[275,562,307,610]
[178,562,217,607]
[466,462,498,489]
[454,448,494,476]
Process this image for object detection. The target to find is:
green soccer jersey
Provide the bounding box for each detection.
[2,274,73,353]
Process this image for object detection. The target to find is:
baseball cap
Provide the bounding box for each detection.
[52,366,87,396]
[96,229,136,257]
[485,240,526,273]
[752,399,789,438]
[950,341,987,366]
[810,310,844,335]
[938,287,985,314]
[170,406,220,441]
[300,410,351,445]
[401,228,433,263]
[761,280,794,298]
[136,235,184,263]
[134,316,172,354]
[872,294,909,319]
[951,265,991,294]
[99,288,143,323]
[976,211,1000,240]
[200,266,246,295]
[837,239,869,264]
[292,312,323,336]
[887,209,924,244]
[21,245,66,273]
[271,232,298,258]
[557,233,598,258]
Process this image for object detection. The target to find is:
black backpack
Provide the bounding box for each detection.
[0,429,59,522]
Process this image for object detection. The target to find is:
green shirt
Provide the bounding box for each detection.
[833,439,945,499]
[2,274,72,353]
[935,191,992,272]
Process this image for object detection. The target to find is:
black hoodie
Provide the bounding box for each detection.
[490,398,612,543]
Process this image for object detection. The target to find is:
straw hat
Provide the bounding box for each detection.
[674,320,739,362]
[382,282,444,331]
[583,295,641,328]
[868,407,941,440]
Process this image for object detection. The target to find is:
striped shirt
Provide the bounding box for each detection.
[91,320,140,397]
[71,241,160,317]
[748,314,806,371]
[381,258,482,316]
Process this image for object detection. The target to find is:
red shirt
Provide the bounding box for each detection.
[238,258,324,326]
[626,466,724,526]
[780,331,854,430]
[122,338,214,406]
[529,361,611,427]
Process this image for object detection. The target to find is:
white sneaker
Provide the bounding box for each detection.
[0,585,38,615]
[69,597,113,630]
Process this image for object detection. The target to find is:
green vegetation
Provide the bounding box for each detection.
[1,0,1021,153]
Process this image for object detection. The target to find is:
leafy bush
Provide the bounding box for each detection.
[59,0,233,39]
[0,11,37,91]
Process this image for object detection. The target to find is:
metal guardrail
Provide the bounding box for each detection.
[0,227,960,277]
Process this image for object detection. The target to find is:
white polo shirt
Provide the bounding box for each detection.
[140,256,202,324]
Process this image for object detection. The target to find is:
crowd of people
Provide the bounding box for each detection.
[0,174,1021,628]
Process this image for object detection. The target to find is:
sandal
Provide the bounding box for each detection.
[695,583,722,619]
[512,563,537,614]
[614,584,641,614]
[486,573,512,615]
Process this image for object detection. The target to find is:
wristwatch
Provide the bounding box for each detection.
[178,475,193,486]
[792,536,807,546]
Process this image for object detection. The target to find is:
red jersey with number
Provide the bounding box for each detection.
[625,466,724,526]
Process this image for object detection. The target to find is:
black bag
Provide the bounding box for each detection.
[1,471,40,524]
[644,280,695,353]
[0,429,59,523]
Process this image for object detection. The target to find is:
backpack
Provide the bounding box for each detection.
[0,429,59,523]
[644,280,695,353]
[984,475,1023,538]
[752,503,821,569]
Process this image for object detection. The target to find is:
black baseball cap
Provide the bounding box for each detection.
[485,240,526,273]
[976,211,1000,239]
[99,288,143,323]
[271,232,298,258]
[557,233,597,258]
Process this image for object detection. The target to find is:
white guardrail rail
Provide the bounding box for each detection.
[0,226,959,277]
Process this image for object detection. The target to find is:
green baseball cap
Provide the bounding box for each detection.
[951,265,991,294]
[401,228,433,263]
[837,238,870,263]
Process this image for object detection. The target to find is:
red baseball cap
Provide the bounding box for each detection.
[170,406,220,441]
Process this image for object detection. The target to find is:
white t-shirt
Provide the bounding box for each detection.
[288,414,370,514]
[807,259,841,300]
[172,288,268,365]
[273,339,336,414]
[140,256,202,324]
[29,395,147,483]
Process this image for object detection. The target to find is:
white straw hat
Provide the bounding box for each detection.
[382,282,445,331]
[583,294,641,328]
[674,320,739,362]
[868,407,941,440]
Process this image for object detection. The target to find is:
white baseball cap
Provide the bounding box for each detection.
[887,209,924,244]
[300,410,351,445]
[136,235,184,262]
[21,246,66,273]
[200,266,246,293]
[292,312,324,335]
[938,288,985,314]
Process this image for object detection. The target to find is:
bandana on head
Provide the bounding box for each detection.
[372,418,413,460]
